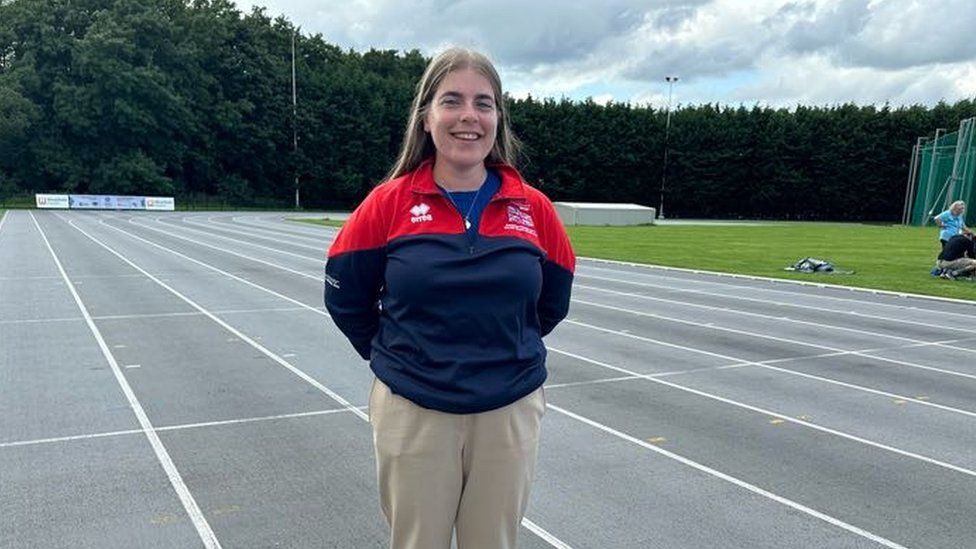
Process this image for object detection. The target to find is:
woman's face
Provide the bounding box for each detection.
[952,204,965,215]
[424,68,499,174]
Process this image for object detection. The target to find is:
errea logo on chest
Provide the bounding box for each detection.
[410,203,433,223]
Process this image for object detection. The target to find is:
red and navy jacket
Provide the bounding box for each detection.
[324,159,575,413]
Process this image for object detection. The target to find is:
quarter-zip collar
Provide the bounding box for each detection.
[409,158,528,201]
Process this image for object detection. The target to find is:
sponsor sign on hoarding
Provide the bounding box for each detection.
[35,194,175,211]
[35,194,70,209]
[68,195,114,209]
[145,196,175,211]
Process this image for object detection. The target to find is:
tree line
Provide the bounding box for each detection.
[1,0,974,220]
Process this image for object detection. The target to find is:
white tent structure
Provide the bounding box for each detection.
[553,202,656,226]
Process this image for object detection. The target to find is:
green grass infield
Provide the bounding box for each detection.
[295,218,973,301]
[294,218,346,228]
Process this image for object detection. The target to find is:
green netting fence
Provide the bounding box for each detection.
[905,117,976,225]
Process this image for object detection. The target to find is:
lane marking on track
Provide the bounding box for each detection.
[157,216,323,255]
[83,214,971,546]
[96,213,976,476]
[574,277,975,343]
[186,215,326,247]
[549,403,908,549]
[571,297,976,383]
[0,307,320,326]
[0,316,84,325]
[73,215,575,549]
[565,317,976,420]
[547,346,976,479]
[29,211,222,549]
[574,270,976,339]
[140,215,976,384]
[128,218,322,275]
[0,407,359,449]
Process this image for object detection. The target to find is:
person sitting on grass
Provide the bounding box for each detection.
[934,201,970,249]
[937,232,976,279]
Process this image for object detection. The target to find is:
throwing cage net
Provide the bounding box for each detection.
[904,117,976,225]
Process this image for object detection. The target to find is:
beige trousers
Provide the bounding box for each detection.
[368,378,546,549]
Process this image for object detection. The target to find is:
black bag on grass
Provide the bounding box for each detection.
[786,257,835,273]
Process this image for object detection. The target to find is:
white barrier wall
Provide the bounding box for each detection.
[554,202,656,226]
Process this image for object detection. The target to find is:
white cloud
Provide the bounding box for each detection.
[233,0,976,107]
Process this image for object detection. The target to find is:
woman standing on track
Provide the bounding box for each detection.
[323,47,575,549]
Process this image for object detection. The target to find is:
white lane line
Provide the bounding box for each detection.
[129,214,976,384]
[87,214,965,547]
[135,214,976,385]
[91,306,321,322]
[578,257,976,310]
[575,274,976,348]
[93,220,365,425]
[574,297,836,351]
[548,334,976,388]
[0,316,83,325]
[123,212,976,412]
[566,318,976,421]
[125,218,322,277]
[572,297,976,382]
[544,376,642,390]
[548,346,976,479]
[155,215,324,254]
[232,215,337,242]
[142,215,328,261]
[78,217,575,549]
[0,408,359,449]
[576,276,974,342]
[100,213,976,459]
[184,215,326,247]
[547,403,908,549]
[522,519,574,549]
[29,211,222,549]
[0,209,8,234]
[125,364,141,369]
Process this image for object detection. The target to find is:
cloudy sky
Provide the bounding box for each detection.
[235,0,976,109]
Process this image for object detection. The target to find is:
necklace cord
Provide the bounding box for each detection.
[441,183,484,229]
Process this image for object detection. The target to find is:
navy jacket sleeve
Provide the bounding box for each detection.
[534,193,575,336]
[324,188,389,359]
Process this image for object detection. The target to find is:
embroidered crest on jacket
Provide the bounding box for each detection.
[504,203,537,236]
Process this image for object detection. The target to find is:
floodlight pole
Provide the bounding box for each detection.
[292,29,300,210]
[659,76,678,220]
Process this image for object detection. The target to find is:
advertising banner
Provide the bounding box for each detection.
[68,195,115,209]
[61,194,173,210]
[35,194,70,209]
[36,194,175,211]
[145,196,175,211]
[115,196,146,209]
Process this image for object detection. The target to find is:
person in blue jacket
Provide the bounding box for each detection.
[934,200,970,248]
[324,47,575,549]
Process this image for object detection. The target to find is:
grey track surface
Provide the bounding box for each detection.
[3,210,974,548]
